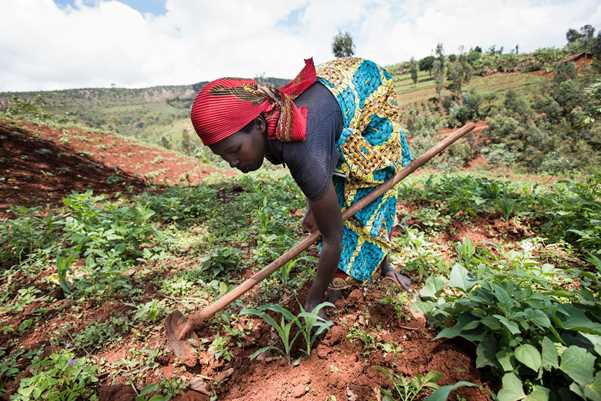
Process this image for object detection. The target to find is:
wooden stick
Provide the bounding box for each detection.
[186,122,476,322]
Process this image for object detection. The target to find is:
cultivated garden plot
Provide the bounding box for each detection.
[1,164,600,401]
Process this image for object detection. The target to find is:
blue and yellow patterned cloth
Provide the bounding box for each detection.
[316,58,412,282]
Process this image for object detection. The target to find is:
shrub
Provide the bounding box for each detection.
[417,261,601,401]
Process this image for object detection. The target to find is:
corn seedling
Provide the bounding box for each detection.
[241,302,334,362]
[297,302,334,356]
[241,304,300,363]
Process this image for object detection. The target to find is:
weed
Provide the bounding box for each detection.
[379,369,442,401]
[135,378,186,401]
[0,348,20,396]
[209,335,233,362]
[72,316,130,352]
[346,325,377,355]
[134,300,166,323]
[379,289,410,321]
[0,207,61,269]
[12,350,98,401]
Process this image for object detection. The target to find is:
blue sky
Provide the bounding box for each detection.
[1,0,600,91]
[54,0,166,15]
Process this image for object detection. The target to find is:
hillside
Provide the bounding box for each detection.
[0,118,223,217]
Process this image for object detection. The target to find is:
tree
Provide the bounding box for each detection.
[447,55,473,98]
[409,58,418,85]
[160,136,172,150]
[554,62,577,83]
[566,28,582,43]
[332,32,355,58]
[435,43,445,71]
[433,59,445,102]
[592,32,601,72]
[419,56,435,76]
[181,129,195,155]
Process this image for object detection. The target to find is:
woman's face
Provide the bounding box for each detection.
[209,120,267,173]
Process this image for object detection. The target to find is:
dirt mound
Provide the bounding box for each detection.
[0,119,223,217]
[216,285,491,401]
[0,121,147,217]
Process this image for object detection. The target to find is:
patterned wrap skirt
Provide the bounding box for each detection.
[316,58,413,282]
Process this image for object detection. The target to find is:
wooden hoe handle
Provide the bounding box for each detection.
[187,122,476,322]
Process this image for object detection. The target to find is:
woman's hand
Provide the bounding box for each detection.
[302,208,318,232]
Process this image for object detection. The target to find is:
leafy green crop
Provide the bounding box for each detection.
[418,260,601,400]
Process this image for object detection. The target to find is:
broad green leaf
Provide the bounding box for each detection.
[493,315,521,335]
[524,309,551,329]
[497,373,526,401]
[420,275,447,299]
[581,333,601,356]
[525,386,550,401]
[476,334,498,369]
[481,315,502,331]
[423,381,477,401]
[541,337,559,371]
[435,314,478,340]
[584,372,601,401]
[515,344,542,372]
[570,382,586,398]
[496,349,514,372]
[558,305,601,335]
[449,264,476,292]
[492,284,513,308]
[560,345,596,386]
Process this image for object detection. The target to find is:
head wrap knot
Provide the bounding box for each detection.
[190,58,317,145]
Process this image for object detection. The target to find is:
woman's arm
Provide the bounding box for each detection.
[303,182,342,311]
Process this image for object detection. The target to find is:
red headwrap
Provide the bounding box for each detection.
[190,58,317,145]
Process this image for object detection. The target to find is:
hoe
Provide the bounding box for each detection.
[166,122,477,365]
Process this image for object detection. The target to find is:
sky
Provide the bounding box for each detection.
[1,0,600,92]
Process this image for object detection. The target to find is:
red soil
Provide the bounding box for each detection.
[0,119,223,217]
[218,285,491,401]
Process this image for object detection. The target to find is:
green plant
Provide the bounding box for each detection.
[379,368,476,401]
[72,316,130,352]
[346,325,377,355]
[418,261,601,400]
[55,250,77,295]
[241,302,334,363]
[241,304,299,363]
[135,378,186,401]
[208,335,233,362]
[297,302,334,356]
[0,348,20,396]
[12,350,98,401]
[0,207,60,269]
[380,289,410,321]
[134,300,166,323]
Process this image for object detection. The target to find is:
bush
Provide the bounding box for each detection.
[418,262,601,401]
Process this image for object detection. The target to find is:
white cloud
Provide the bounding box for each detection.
[0,0,599,91]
